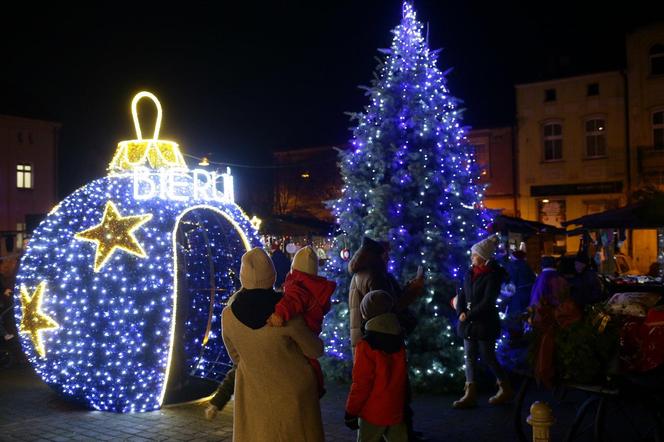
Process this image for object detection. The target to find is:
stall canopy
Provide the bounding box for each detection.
[490,214,565,235]
[562,195,664,229]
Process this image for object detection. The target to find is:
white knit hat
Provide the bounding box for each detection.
[471,234,500,261]
[240,248,277,290]
[291,246,318,276]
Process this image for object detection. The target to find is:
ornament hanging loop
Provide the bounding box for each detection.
[131,91,162,141]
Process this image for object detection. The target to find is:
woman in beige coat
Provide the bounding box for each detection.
[222,247,325,442]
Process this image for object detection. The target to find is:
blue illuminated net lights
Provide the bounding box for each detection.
[176,211,244,381]
[14,172,261,412]
[322,2,492,390]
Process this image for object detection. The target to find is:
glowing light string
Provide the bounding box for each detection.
[109,91,187,172]
[74,200,153,272]
[19,281,59,358]
[159,204,253,406]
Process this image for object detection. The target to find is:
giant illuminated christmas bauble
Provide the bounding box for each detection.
[14,92,261,412]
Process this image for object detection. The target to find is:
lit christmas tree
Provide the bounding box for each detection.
[321,1,491,391]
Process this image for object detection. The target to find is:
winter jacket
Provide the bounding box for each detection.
[345,313,407,427]
[209,365,236,409]
[504,258,536,316]
[456,260,508,341]
[529,270,582,388]
[569,269,603,306]
[271,250,291,289]
[275,269,336,335]
[348,245,419,349]
[529,269,569,309]
[223,289,325,442]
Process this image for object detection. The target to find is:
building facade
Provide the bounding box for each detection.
[515,25,664,271]
[0,115,60,255]
[467,126,518,216]
[272,146,342,223]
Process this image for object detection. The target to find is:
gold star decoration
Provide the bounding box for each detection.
[75,201,152,272]
[19,281,59,358]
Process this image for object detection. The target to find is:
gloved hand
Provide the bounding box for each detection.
[344,412,359,430]
[205,404,219,420]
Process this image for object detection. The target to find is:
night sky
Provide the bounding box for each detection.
[2,1,662,213]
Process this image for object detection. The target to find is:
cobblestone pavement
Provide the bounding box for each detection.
[1,366,597,441]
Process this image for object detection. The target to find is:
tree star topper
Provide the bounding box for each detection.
[19,281,59,358]
[75,200,153,272]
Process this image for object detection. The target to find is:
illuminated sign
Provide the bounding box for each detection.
[132,166,235,203]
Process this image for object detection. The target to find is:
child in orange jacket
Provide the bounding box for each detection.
[345,290,408,442]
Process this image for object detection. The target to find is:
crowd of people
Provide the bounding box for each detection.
[200,233,609,442]
[204,237,425,441]
[0,231,605,441]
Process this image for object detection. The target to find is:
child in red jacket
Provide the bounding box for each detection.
[345,290,408,442]
[267,246,336,396]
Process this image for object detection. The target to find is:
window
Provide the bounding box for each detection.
[543,122,563,161]
[585,118,607,157]
[28,133,34,144]
[16,164,33,189]
[16,222,26,250]
[650,44,664,76]
[587,83,599,96]
[473,143,491,177]
[538,199,566,228]
[545,88,557,102]
[17,132,23,144]
[654,110,664,149]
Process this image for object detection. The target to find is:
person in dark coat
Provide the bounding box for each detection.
[204,366,236,420]
[569,252,603,307]
[503,247,536,338]
[505,248,536,315]
[270,244,291,291]
[454,234,513,408]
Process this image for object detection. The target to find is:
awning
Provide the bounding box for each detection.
[562,196,664,229]
[489,214,565,235]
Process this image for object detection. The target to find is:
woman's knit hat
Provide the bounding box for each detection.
[470,234,500,261]
[240,248,277,290]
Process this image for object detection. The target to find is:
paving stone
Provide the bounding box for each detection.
[1,366,621,441]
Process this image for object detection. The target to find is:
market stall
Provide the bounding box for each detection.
[562,193,664,279]
[508,196,664,441]
[489,214,566,271]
